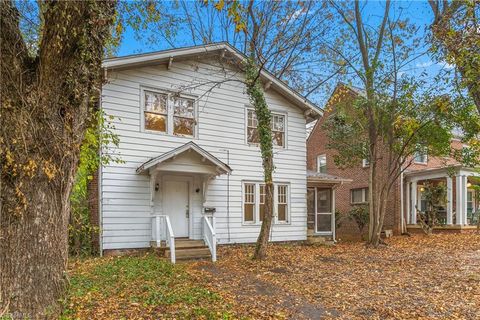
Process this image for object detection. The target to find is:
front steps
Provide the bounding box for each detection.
[164,238,212,261]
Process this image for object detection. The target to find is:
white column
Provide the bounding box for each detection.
[405,182,411,224]
[411,181,417,224]
[446,176,453,225]
[455,175,467,225]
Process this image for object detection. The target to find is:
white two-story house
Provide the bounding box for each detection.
[95,43,326,261]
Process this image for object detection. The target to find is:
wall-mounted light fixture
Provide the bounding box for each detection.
[155,183,159,191]
[420,186,425,192]
[467,182,472,188]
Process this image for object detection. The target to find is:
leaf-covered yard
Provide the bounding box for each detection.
[64,234,480,319]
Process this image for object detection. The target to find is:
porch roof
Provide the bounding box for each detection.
[404,165,480,181]
[136,141,232,175]
[307,170,352,184]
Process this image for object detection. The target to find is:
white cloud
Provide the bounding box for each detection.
[415,61,435,68]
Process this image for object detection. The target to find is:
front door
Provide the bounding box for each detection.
[163,178,189,237]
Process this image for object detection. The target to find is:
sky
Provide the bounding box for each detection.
[111,0,453,106]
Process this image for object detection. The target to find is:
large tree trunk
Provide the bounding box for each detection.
[0,1,115,317]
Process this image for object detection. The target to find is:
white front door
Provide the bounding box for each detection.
[163,178,189,237]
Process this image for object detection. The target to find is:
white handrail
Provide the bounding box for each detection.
[152,214,175,264]
[202,215,216,262]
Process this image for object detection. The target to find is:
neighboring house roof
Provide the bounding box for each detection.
[404,165,479,178]
[136,141,232,174]
[307,170,352,184]
[103,42,321,122]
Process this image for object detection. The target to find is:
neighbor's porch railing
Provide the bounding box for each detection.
[202,214,217,262]
[151,214,175,263]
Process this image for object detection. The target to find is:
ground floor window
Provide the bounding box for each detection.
[243,182,289,224]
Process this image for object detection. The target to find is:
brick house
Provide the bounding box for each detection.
[307,84,480,240]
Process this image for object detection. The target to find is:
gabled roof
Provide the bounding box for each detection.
[136,141,232,174]
[103,42,321,122]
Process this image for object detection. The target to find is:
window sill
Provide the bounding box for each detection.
[351,202,368,205]
[143,129,196,139]
[246,143,286,150]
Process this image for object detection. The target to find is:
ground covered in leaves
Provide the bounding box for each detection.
[64,234,480,319]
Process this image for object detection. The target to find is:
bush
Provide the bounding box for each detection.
[347,204,369,233]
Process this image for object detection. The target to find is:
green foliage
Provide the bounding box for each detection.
[244,57,274,179]
[69,111,122,256]
[417,182,447,235]
[62,255,232,319]
[347,205,369,233]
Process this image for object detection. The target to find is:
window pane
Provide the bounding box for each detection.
[272,115,285,132]
[174,97,194,118]
[259,185,265,221]
[248,110,258,128]
[244,184,255,222]
[278,185,287,221]
[317,189,331,213]
[173,117,195,136]
[247,127,259,144]
[317,155,327,173]
[273,131,284,147]
[316,214,332,232]
[351,189,364,203]
[145,112,167,132]
[145,91,167,114]
[244,204,254,222]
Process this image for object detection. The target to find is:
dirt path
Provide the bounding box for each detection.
[195,262,339,319]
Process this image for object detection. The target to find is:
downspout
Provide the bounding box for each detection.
[220,148,231,243]
[400,170,404,234]
[332,180,344,243]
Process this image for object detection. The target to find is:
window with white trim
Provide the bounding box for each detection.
[277,184,288,222]
[242,182,289,223]
[244,183,255,222]
[317,154,327,173]
[414,150,428,164]
[351,187,368,204]
[143,89,196,137]
[247,109,285,147]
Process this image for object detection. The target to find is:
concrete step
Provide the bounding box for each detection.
[165,247,211,261]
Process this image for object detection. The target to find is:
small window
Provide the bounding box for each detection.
[173,96,195,136]
[277,185,288,222]
[317,154,327,173]
[362,158,370,167]
[247,109,285,147]
[351,188,368,204]
[414,150,428,164]
[144,91,168,132]
[244,183,255,222]
[362,143,370,167]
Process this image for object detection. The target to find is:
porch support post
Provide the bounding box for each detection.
[446,176,453,225]
[405,182,410,224]
[455,175,467,225]
[411,181,417,224]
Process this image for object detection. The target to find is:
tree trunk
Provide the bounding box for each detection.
[0,1,115,317]
[245,58,275,260]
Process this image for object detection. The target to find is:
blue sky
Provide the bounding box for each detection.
[114,0,452,105]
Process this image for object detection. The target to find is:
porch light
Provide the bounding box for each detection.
[467,182,472,188]
[420,186,425,192]
[155,183,159,191]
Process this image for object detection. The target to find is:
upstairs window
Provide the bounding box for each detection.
[247,109,285,147]
[144,91,168,132]
[414,147,428,164]
[317,154,327,173]
[143,89,196,137]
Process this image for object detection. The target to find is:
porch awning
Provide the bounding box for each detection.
[136,141,232,175]
[307,170,352,184]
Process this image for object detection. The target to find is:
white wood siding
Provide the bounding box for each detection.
[101,58,307,249]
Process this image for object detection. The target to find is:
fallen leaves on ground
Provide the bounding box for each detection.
[189,233,480,319]
[64,234,480,319]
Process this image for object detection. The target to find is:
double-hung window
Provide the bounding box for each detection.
[243,182,289,224]
[247,109,285,147]
[414,145,428,164]
[143,89,196,137]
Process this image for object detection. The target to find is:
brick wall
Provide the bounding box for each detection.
[307,85,464,240]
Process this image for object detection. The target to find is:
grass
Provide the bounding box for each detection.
[62,254,233,319]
